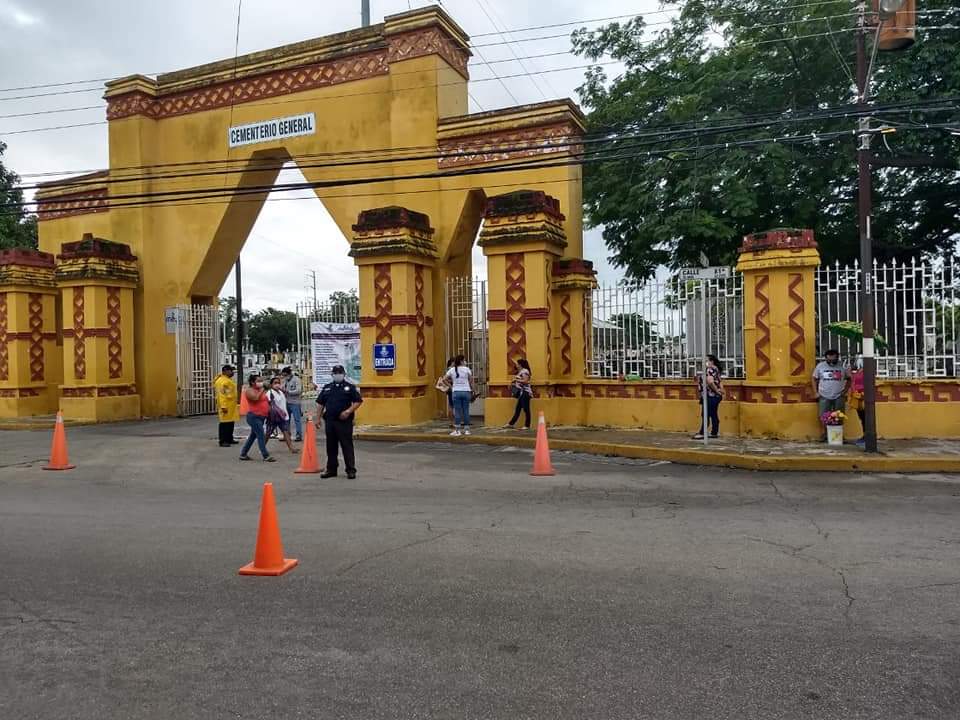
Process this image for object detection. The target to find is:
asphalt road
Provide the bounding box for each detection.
[1,417,959,719]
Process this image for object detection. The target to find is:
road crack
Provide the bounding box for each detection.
[335,530,454,577]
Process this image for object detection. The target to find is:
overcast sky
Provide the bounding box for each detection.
[0,0,662,311]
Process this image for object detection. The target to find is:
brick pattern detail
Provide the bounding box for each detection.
[387,27,469,78]
[62,384,137,398]
[107,287,122,379]
[415,265,427,377]
[545,289,553,376]
[106,52,389,121]
[363,385,428,399]
[374,264,393,345]
[438,122,582,169]
[583,294,591,378]
[27,293,44,382]
[505,254,527,373]
[787,273,806,377]
[73,287,86,380]
[37,189,108,221]
[754,275,771,377]
[559,293,572,375]
[0,293,7,381]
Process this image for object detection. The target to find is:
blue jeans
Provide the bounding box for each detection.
[698,395,721,436]
[452,391,472,427]
[241,414,270,458]
[288,403,303,438]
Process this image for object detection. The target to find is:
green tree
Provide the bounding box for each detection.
[0,141,38,250]
[218,296,251,348]
[572,1,960,281]
[247,307,297,352]
[326,289,359,321]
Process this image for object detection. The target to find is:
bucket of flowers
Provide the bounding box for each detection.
[821,410,846,445]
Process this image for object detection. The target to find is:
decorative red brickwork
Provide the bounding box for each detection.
[754,275,771,377]
[374,264,393,345]
[583,294,591,378]
[27,293,44,382]
[106,287,122,379]
[0,293,7,382]
[415,265,426,377]
[559,293,572,375]
[62,384,137,398]
[787,273,806,377]
[505,253,526,373]
[36,189,108,221]
[740,228,817,253]
[72,287,86,380]
[107,52,389,121]
[438,122,582,169]
[362,385,428,399]
[545,288,552,375]
[387,27,469,78]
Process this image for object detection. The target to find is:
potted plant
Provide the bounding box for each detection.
[820,410,846,446]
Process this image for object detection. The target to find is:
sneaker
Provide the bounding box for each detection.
[264,456,277,463]
[239,455,251,461]
[449,430,461,437]
[295,436,303,442]
[709,434,719,439]
[692,434,705,440]
[463,428,472,436]
[502,424,515,429]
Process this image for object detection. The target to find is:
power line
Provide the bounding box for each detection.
[12,96,959,187]
[1,128,867,215]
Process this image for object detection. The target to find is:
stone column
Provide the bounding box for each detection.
[56,235,141,422]
[350,207,438,425]
[736,228,820,437]
[479,191,567,424]
[550,258,597,384]
[0,249,60,417]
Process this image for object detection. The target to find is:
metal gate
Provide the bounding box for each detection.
[444,277,488,405]
[175,304,222,416]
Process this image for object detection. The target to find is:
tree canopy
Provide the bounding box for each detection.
[0,141,38,250]
[247,307,297,353]
[572,0,960,281]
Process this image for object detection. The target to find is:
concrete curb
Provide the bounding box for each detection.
[357,431,960,474]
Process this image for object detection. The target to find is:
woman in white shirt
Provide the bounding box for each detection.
[444,355,474,436]
[267,376,299,454]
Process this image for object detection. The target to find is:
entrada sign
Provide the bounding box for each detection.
[227,112,316,148]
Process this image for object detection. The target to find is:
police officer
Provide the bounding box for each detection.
[316,364,362,479]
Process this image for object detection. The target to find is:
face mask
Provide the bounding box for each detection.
[827,358,838,365]
[332,373,345,382]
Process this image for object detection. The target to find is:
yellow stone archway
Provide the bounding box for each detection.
[34,6,587,423]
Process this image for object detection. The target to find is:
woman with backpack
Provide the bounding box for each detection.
[267,376,299,454]
[444,355,474,436]
[505,358,533,430]
[239,374,275,462]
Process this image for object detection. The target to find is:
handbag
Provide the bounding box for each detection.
[511,382,523,399]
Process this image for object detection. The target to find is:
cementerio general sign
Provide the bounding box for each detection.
[227,112,316,148]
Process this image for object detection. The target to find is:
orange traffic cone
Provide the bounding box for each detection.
[238,482,299,576]
[294,414,320,474]
[530,411,556,476]
[43,411,75,471]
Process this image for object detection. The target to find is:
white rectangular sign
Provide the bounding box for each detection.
[164,307,180,335]
[228,112,316,148]
[679,266,732,281]
[311,322,361,387]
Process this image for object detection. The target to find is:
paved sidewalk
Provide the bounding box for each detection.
[357,421,960,473]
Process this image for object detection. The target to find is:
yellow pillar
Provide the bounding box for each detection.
[479,191,567,424]
[350,207,438,425]
[56,235,141,422]
[736,228,820,438]
[0,249,60,417]
[549,259,597,422]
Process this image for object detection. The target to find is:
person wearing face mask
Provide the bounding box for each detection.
[315,364,363,479]
[812,349,851,440]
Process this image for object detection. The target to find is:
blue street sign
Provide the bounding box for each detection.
[373,343,396,370]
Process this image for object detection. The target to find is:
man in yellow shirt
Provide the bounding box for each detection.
[213,364,240,447]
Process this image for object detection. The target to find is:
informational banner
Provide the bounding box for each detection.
[311,321,361,387]
[228,112,316,149]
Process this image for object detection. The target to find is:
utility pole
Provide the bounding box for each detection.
[235,258,244,375]
[306,270,318,311]
[855,1,879,453]
[361,0,370,27]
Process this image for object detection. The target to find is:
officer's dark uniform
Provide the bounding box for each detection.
[317,375,362,477]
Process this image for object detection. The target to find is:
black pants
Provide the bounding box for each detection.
[324,418,356,474]
[698,396,721,436]
[218,421,234,445]
[509,393,531,428]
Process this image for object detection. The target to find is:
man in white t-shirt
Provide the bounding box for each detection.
[444,356,474,436]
